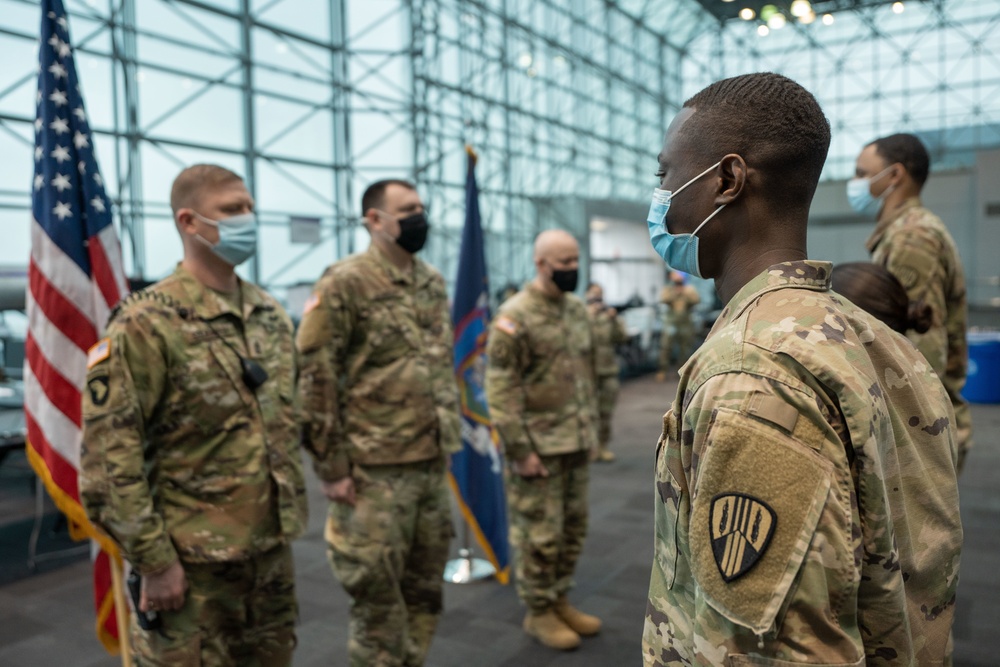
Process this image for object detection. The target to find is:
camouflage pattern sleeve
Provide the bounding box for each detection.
[432,276,462,455]
[880,225,948,374]
[80,311,178,575]
[295,271,353,481]
[485,314,532,461]
[611,312,628,346]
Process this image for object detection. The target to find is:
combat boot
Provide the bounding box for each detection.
[655,371,666,382]
[554,596,602,636]
[523,609,581,650]
[597,449,616,463]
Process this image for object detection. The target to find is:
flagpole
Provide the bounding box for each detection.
[109,556,133,666]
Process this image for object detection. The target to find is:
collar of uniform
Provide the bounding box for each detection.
[525,280,566,307]
[172,263,266,321]
[717,260,833,329]
[865,196,922,253]
[366,244,433,288]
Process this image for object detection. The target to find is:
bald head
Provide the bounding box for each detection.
[533,229,580,295]
[534,229,578,262]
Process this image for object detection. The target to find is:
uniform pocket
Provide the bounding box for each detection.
[728,655,864,667]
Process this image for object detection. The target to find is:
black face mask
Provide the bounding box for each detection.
[396,212,429,254]
[551,268,578,293]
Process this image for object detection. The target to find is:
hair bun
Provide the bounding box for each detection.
[907,301,933,334]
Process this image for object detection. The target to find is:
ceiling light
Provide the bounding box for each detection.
[892,1,905,13]
[758,24,770,36]
[739,7,756,20]
[799,10,816,24]
[790,0,812,17]
[517,53,533,68]
[822,13,835,25]
[767,13,787,29]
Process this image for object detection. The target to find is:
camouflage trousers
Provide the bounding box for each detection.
[596,375,620,450]
[326,458,453,667]
[658,316,697,371]
[130,544,297,667]
[506,451,590,612]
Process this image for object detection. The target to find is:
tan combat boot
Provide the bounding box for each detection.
[523,609,581,650]
[596,448,616,463]
[655,371,666,382]
[554,596,602,636]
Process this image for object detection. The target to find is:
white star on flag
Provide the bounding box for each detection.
[52,173,72,192]
[78,161,87,174]
[51,145,71,163]
[48,34,61,50]
[53,201,72,220]
[91,197,107,213]
[73,107,86,121]
[57,16,68,30]
[34,174,45,190]
[58,42,71,58]
[34,118,43,132]
[50,117,69,134]
[36,90,42,104]
[94,173,104,187]
[48,62,67,80]
[35,146,43,161]
[73,131,89,149]
[49,90,68,106]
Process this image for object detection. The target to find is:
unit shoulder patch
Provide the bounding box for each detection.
[87,375,110,406]
[87,338,111,369]
[710,493,776,582]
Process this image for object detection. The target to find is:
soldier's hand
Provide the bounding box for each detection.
[322,477,357,506]
[140,560,187,613]
[513,452,549,478]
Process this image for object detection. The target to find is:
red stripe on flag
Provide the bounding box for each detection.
[26,333,82,426]
[29,260,98,351]
[25,411,81,502]
[88,234,123,309]
[93,549,120,648]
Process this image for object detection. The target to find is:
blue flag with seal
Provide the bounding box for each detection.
[448,147,509,583]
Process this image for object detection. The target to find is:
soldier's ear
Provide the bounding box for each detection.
[176,209,197,235]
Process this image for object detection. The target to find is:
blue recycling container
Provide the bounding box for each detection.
[963,332,1000,404]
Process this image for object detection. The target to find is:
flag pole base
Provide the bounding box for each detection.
[443,548,495,584]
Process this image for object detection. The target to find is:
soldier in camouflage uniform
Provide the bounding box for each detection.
[852,133,972,473]
[585,281,628,462]
[296,179,459,667]
[643,73,961,666]
[81,164,307,667]
[486,229,602,651]
[656,272,700,380]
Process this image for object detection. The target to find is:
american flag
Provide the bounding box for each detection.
[25,0,130,653]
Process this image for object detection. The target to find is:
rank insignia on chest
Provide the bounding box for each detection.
[710,493,776,582]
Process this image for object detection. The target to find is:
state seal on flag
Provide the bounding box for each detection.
[710,493,776,583]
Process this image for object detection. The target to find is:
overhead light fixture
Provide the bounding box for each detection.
[517,53,533,68]
[790,0,812,17]
[822,13,835,25]
[768,13,787,29]
[526,67,538,78]
[892,1,905,13]
[799,10,817,24]
[758,24,770,36]
[760,4,780,21]
[739,7,756,20]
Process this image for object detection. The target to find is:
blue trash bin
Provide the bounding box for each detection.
[963,332,1000,404]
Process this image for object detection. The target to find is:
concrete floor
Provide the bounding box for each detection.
[0,374,997,666]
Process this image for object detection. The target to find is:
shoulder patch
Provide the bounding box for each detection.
[303,293,320,315]
[87,374,110,406]
[710,493,776,582]
[495,315,518,336]
[87,338,111,369]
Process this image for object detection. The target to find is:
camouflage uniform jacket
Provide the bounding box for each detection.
[485,283,598,461]
[643,260,962,666]
[296,246,461,482]
[80,264,307,575]
[589,305,627,378]
[661,283,701,318]
[867,197,971,451]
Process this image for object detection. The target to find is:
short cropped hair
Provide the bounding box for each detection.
[170,164,243,215]
[867,133,930,187]
[681,72,831,210]
[361,179,416,216]
[831,262,932,334]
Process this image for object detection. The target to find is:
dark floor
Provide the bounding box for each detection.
[0,374,997,666]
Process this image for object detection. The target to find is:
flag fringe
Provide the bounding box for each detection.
[96,579,121,655]
[447,471,510,585]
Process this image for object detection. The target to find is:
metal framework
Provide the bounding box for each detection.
[0,0,997,297]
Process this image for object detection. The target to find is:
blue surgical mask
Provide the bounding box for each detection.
[646,162,725,278]
[846,165,894,218]
[193,211,258,266]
